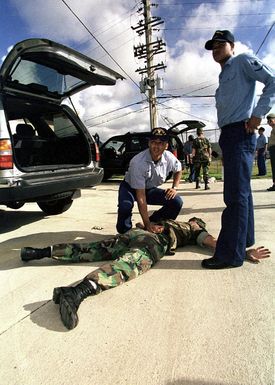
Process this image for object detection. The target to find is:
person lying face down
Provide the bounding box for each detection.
[20,218,271,330]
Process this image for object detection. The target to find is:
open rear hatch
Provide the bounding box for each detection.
[0,38,123,172]
[0,38,124,102]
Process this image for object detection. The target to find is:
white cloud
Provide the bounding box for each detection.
[8,0,275,142]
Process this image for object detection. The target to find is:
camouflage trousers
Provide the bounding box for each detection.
[52,229,169,292]
[193,160,210,182]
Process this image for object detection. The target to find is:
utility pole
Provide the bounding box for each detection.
[144,0,157,130]
[132,0,166,131]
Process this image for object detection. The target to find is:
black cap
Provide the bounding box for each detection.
[205,30,235,50]
[150,127,169,142]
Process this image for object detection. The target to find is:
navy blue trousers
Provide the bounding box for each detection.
[214,122,256,266]
[257,148,266,175]
[116,180,183,234]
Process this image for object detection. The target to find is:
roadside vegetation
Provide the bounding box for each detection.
[208,159,272,180]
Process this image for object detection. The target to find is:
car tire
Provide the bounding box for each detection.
[103,170,113,181]
[7,201,25,209]
[37,198,73,215]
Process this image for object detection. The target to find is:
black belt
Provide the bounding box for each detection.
[221,121,245,130]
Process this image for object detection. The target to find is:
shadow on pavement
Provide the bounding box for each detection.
[0,231,114,271]
[23,300,68,333]
[0,209,44,233]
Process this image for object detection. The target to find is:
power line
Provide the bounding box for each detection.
[162,12,274,18]
[160,24,273,30]
[60,0,140,90]
[256,21,275,54]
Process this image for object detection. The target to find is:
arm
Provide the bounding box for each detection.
[136,189,162,233]
[199,233,271,263]
[165,170,182,199]
[243,55,275,133]
[207,141,212,161]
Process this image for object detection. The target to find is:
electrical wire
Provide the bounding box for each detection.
[60,0,141,90]
[256,21,275,54]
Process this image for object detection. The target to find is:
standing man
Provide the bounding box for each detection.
[266,113,275,191]
[192,127,212,190]
[116,127,183,234]
[256,127,268,176]
[202,30,275,269]
[183,134,195,182]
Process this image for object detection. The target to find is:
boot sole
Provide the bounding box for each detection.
[59,293,79,330]
[52,287,62,304]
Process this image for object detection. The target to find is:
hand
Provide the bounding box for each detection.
[245,246,271,264]
[165,188,178,200]
[245,116,261,134]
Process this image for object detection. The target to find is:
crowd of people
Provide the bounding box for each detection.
[20,30,274,330]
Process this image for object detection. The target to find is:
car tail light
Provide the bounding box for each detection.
[0,139,13,169]
[172,149,178,158]
[90,141,100,162]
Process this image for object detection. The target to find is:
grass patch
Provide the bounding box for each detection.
[207,159,272,180]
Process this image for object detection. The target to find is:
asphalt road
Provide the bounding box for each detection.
[0,179,274,385]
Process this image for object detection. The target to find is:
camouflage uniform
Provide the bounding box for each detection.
[192,137,211,183]
[51,220,208,293]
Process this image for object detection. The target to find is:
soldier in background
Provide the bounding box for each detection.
[192,128,212,190]
[183,134,195,182]
[20,218,270,330]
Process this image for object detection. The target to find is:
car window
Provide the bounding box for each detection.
[130,136,149,152]
[104,140,125,153]
[8,59,84,96]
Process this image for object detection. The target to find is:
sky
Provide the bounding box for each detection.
[0,0,274,142]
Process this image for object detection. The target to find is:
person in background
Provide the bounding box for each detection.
[116,127,183,234]
[20,218,270,329]
[256,127,267,176]
[202,30,275,269]
[183,134,195,182]
[266,113,275,191]
[192,128,212,190]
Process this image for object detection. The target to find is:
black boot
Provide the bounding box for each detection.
[204,181,210,190]
[21,247,51,261]
[195,179,201,189]
[53,279,96,330]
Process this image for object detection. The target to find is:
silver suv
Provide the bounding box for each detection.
[0,38,123,215]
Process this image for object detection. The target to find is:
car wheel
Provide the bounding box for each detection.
[103,170,113,180]
[37,198,73,215]
[7,201,25,209]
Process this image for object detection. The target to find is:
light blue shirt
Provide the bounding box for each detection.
[125,149,182,189]
[256,134,267,150]
[215,53,275,128]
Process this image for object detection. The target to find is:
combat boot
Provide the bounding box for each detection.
[21,247,51,261]
[53,279,96,330]
[195,180,201,189]
[204,181,210,190]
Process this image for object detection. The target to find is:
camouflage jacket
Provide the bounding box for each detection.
[160,219,205,254]
[192,137,211,162]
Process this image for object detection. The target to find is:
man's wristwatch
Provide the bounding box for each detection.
[172,186,178,190]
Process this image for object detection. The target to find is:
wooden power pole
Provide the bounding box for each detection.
[132,0,166,131]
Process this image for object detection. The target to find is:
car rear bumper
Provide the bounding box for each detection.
[0,167,103,203]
